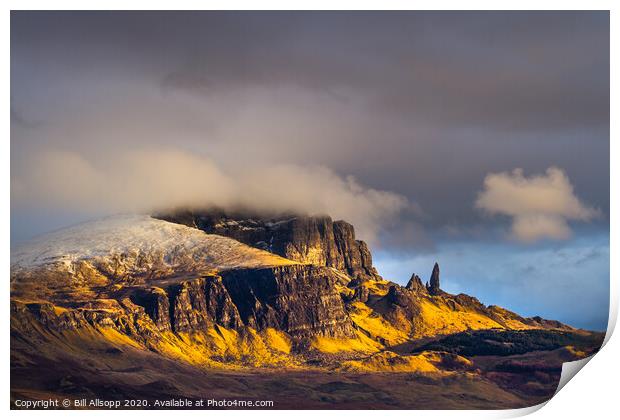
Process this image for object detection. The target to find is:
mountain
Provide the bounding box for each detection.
[10,213,603,409]
[156,209,380,280]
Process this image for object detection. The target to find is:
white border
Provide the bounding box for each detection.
[3,2,616,419]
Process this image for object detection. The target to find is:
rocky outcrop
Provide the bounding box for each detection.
[221,265,357,338]
[129,266,356,338]
[156,210,380,281]
[332,220,379,280]
[427,263,442,295]
[406,273,425,293]
[130,276,245,332]
[350,285,370,303]
[167,279,213,332]
[131,287,171,330]
[204,277,244,329]
[384,285,418,310]
[10,298,170,345]
[372,285,422,332]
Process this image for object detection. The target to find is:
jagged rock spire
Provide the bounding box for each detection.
[406,273,424,292]
[427,262,441,295]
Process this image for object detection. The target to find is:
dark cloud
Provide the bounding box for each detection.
[10,11,609,246]
[11,12,609,129]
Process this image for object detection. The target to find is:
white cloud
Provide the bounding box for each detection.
[11,148,409,245]
[475,167,599,242]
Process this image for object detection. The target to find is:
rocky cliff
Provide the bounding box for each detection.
[128,265,355,338]
[156,209,380,281]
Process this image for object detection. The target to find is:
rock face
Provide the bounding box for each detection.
[204,277,245,329]
[376,285,422,331]
[14,265,356,344]
[156,210,380,281]
[131,287,172,331]
[166,278,234,332]
[221,265,356,338]
[130,266,354,338]
[156,276,245,332]
[427,263,442,295]
[350,285,371,303]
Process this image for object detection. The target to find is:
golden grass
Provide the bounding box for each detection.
[564,345,587,358]
[310,330,383,354]
[360,279,391,297]
[348,302,409,345]
[413,299,505,338]
[339,350,473,373]
[339,351,438,373]
[150,326,299,368]
[486,306,536,330]
[51,305,69,316]
[262,328,292,354]
[96,327,143,349]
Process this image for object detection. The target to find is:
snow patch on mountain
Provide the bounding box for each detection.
[10,215,295,277]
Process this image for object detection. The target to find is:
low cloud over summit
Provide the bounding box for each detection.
[12,147,409,245]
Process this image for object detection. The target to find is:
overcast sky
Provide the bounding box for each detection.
[10,11,609,329]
